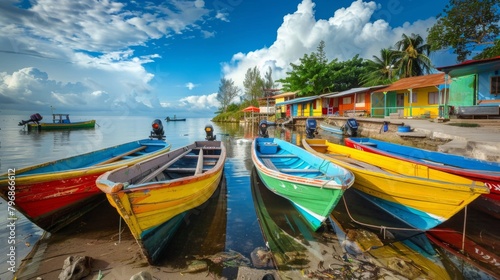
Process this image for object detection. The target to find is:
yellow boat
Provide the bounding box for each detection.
[96,134,226,264]
[302,139,489,230]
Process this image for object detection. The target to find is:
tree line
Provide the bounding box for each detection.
[214,0,499,119]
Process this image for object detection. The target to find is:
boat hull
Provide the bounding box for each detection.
[27,120,96,130]
[0,139,171,232]
[96,141,226,264]
[251,137,354,231]
[426,229,500,279]
[345,137,500,202]
[302,138,489,230]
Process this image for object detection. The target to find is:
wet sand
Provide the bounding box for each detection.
[15,201,280,280]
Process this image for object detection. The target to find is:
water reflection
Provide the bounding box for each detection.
[2,118,499,279]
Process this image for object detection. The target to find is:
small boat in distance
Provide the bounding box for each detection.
[18,113,96,130]
[165,115,186,121]
[302,138,489,230]
[0,120,171,232]
[252,120,354,231]
[96,124,226,264]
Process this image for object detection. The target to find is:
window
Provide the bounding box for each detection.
[343,97,351,104]
[428,92,439,104]
[491,76,500,95]
[356,94,365,103]
[408,93,417,103]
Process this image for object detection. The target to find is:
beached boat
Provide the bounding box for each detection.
[96,132,226,264]
[345,137,500,202]
[19,113,96,130]
[251,126,354,231]
[426,228,500,279]
[319,122,345,135]
[0,120,171,232]
[302,138,489,230]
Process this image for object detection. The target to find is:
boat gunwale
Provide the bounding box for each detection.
[0,140,171,185]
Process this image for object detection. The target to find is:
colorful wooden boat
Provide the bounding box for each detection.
[344,137,500,202]
[319,122,345,135]
[251,137,354,231]
[96,140,226,264]
[302,138,489,230]
[426,228,500,279]
[19,113,96,130]
[0,136,170,232]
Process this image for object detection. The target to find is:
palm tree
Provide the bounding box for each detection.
[393,33,432,78]
[361,48,398,86]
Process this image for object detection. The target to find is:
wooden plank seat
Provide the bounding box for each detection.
[97,146,147,166]
[261,158,279,171]
[183,154,220,159]
[258,154,298,158]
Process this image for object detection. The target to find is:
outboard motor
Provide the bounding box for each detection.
[18,113,43,126]
[258,120,269,138]
[345,118,359,137]
[150,119,165,140]
[305,118,318,139]
[205,124,216,141]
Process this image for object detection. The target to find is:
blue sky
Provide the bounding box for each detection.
[0,0,454,117]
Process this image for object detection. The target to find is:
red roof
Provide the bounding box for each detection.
[242,106,260,113]
[373,73,447,93]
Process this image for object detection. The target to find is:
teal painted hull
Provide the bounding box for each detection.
[140,212,187,264]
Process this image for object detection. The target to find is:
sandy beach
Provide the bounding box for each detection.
[14,201,280,280]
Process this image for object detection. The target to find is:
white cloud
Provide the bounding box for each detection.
[222,0,440,90]
[178,93,220,109]
[185,82,197,90]
[0,0,215,115]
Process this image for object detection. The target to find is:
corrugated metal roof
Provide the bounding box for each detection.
[272,91,297,99]
[323,85,386,98]
[372,73,447,93]
[275,96,318,106]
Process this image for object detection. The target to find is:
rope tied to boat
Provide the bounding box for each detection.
[341,196,423,234]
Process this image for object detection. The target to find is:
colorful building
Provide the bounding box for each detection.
[275,95,322,118]
[322,86,385,117]
[371,73,448,119]
[436,56,500,118]
[273,91,296,118]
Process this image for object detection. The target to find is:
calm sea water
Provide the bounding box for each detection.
[0,114,499,279]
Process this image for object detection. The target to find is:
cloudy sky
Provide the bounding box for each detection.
[0,0,453,117]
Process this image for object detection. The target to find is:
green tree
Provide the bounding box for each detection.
[278,40,331,96]
[243,66,264,101]
[393,33,432,78]
[361,48,398,86]
[216,78,240,113]
[327,55,370,91]
[427,0,500,62]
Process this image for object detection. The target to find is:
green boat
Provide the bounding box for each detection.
[251,128,354,231]
[20,113,96,131]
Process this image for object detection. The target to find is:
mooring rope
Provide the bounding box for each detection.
[341,195,424,237]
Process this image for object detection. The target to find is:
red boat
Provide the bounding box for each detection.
[0,121,170,232]
[426,228,500,279]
